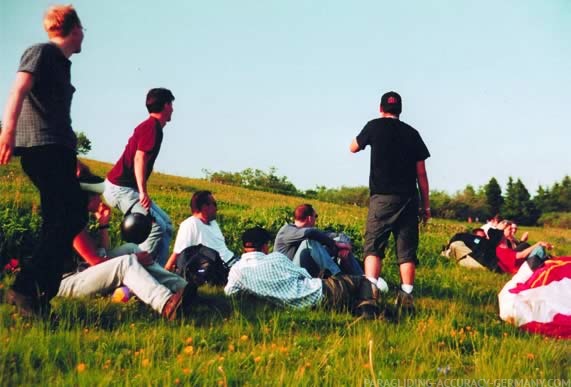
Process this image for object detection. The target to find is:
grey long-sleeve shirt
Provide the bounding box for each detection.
[273,223,337,260]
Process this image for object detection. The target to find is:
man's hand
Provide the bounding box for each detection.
[538,241,554,250]
[139,191,152,210]
[336,242,352,259]
[419,208,431,225]
[95,202,111,226]
[135,251,154,266]
[0,131,15,165]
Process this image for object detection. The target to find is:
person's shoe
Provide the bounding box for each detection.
[353,279,382,320]
[353,301,381,320]
[161,288,185,320]
[6,288,43,318]
[395,289,415,315]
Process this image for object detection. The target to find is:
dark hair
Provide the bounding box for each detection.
[146,88,175,113]
[293,204,315,221]
[242,227,272,250]
[191,190,213,213]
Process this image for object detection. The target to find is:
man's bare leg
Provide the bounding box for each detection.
[364,255,382,278]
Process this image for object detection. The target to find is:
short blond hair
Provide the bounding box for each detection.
[43,5,81,38]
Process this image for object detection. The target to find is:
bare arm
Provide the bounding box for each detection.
[164,252,179,271]
[73,229,107,266]
[94,202,111,251]
[349,138,361,153]
[134,150,151,209]
[515,241,552,260]
[0,72,34,164]
[416,160,430,223]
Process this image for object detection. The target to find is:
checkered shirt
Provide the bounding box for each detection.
[14,43,77,152]
[224,251,323,309]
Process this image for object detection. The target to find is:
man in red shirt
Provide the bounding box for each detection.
[104,88,175,267]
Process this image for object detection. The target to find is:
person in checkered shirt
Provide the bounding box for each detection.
[0,5,88,318]
[225,227,381,319]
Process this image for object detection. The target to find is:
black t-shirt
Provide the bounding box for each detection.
[356,118,430,195]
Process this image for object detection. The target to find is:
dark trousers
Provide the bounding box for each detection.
[321,275,378,310]
[12,145,87,305]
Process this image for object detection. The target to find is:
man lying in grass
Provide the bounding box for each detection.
[56,169,194,320]
[225,227,381,319]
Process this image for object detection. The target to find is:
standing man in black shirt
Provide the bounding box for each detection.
[0,5,88,317]
[350,91,430,312]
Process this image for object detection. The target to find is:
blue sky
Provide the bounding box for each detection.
[1,0,570,195]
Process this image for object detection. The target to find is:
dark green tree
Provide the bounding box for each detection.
[75,131,92,155]
[502,177,540,225]
[534,185,557,213]
[535,176,571,214]
[484,177,503,216]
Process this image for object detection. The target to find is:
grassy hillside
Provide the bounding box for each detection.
[1,158,570,384]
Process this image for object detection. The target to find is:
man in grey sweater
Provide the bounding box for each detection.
[274,204,363,278]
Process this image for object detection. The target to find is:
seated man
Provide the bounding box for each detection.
[443,227,503,271]
[274,204,363,277]
[165,190,239,272]
[496,223,553,274]
[225,227,380,318]
[57,171,193,320]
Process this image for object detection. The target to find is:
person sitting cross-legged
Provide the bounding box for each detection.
[225,227,381,319]
[274,204,363,278]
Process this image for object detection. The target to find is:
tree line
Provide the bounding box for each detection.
[204,167,571,228]
[431,176,571,227]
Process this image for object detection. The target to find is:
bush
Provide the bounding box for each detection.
[537,212,571,229]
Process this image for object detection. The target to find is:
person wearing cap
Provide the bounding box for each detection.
[225,227,381,318]
[103,88,175,267]
[0,5,88,318]
[349,91,430,312]
[165,191,239,273]
[273,204,363,278]
[56,168,193,320]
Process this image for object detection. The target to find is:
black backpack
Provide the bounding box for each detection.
[175,244,229,286]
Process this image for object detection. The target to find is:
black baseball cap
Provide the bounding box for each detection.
[380,91,402,115]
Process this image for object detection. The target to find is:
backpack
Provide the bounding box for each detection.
[175,244,229,286]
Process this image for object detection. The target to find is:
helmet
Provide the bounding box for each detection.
[120,212,152,244]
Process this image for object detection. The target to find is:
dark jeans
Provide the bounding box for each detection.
[12,145,87,305]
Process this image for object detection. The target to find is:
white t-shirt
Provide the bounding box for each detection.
[173,216,235,263]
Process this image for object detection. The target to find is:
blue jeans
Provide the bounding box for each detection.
[293,239,364,278]
[293,240,340,276]
[103,180,173,266]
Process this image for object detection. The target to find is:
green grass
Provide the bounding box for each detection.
[1,158,570,384]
